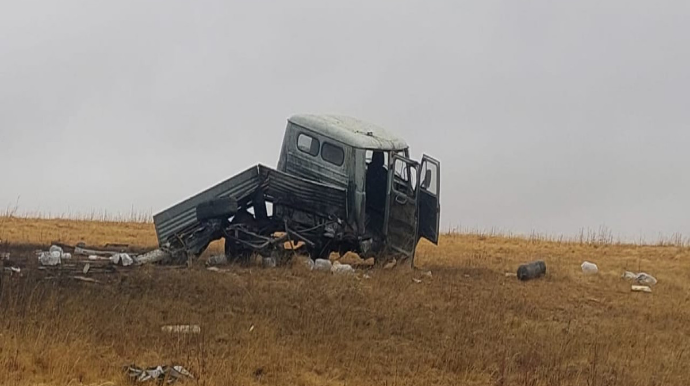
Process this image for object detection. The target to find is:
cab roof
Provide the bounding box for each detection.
[288,114,408,151]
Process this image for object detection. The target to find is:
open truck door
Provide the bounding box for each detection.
[384,154,419,260]
[418,155,440,244]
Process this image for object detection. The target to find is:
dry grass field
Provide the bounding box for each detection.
[1,217,689,385]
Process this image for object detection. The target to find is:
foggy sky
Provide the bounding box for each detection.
[1,1,688,241]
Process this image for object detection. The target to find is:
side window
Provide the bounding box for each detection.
[297,133,319,156]
[421,161,439,195]
[321,142,345,166]
[392,157,417,197]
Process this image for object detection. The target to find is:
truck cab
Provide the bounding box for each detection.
[276,114,441,262]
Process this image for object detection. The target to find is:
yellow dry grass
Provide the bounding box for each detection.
[1,217,689,385]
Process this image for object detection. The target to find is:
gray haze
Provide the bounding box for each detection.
[1,1,688,241]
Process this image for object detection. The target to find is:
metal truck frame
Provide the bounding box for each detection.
[153,114,440,266]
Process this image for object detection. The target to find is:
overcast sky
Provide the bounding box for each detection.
[1,1,688,241]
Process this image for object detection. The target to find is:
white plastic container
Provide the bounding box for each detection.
[581,261,599,275]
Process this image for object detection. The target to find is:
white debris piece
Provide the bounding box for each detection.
[110,253,134,266]
[38,250,62,266]
[331,261,355,275]
[126,364,194,383]
[135,249,170,265]
[37,245,75,266]
[581,261,599,274]
[623,271,657,286]
[313,258,332,272]
[632,285,652,293]
[161,325,201,334]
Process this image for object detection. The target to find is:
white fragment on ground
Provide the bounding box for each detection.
[135,249,170,265]
[110,253,134,266]
[631,285,652,293]
[581,261,598,274]
[623,271,657,286]
[161,325,201,334]
[331,261,355,275]
[38,249,63,266]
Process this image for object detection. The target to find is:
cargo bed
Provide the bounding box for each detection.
[153,164,347,247]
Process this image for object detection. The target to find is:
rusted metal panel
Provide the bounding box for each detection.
[153,165,261,245]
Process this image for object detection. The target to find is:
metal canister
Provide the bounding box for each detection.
[517,260,546,281]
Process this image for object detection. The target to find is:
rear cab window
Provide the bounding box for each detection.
[321,142,345,166]
[297,133,319,156]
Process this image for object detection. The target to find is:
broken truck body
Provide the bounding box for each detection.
[153,114,441,265]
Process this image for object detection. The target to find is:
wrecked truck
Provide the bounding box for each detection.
[153,114,440,266]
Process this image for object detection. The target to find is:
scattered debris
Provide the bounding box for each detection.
[622,271,657,286]
[75,245,121,257]
[412,278,422,283]
[504,272,517,278]
[110,253,134,267]
[3,267,20,273]
[581,261,598,275]
[125,364,194,384]
[1,252,10,260]
[631,285,652,293]
[362,274,371,279]
[331,261,355,275]
[83,264,90,274]
[249,324,255,332]
[161,325,201,334]
[207,254,229,266]
[517,260,546,281]
[421,270,433,278]
[313,258,332,272]
[38,245,66,266]
[135,248,171,265]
